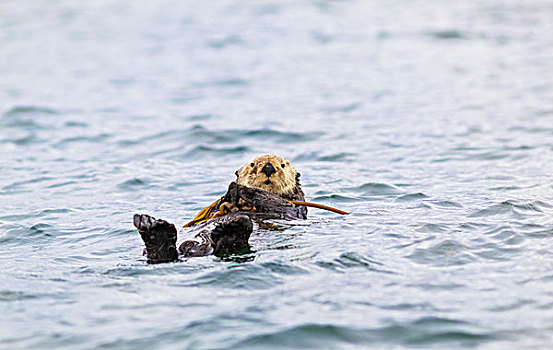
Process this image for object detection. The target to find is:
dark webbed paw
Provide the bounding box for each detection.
[178,213,252,257]
[221,182,240,205]
[133,214,178,263]
[222,182,291,212]
[211,214,253,256]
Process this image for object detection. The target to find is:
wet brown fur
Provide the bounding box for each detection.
[235,154,305,201]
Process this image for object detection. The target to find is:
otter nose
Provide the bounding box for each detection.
[261,162,276,177]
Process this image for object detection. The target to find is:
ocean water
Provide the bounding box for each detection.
[1,0,553,349]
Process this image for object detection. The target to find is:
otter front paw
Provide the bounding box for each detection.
[211,214,253,256]
[222,182,256,206]
[133,214,179,263]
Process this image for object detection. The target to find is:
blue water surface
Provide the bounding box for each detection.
[1,1,553,349]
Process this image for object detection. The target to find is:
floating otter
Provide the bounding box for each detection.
[134,155,307,262]
[183,154,307,227]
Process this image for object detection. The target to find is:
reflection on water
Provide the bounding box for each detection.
[1,0,553,349]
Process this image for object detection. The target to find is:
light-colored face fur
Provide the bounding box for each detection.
[236,155,298,197]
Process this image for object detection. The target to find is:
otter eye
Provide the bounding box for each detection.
[281,163,285,168]
[250,162,255,167]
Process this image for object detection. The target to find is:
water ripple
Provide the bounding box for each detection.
[229,318,494,349]
[469,200,550,217]
[395,192,429,202]
[315,252,392,274]
[0,223,57,244]
[182,145,251,159]
[406,240,472,266]
[178,264,283,290]
[117,178,153,191]
[294,151,356,162]
[428,30,465,40]
[343,182,403,196]
[0,290,39,301]
[2,105,58,117]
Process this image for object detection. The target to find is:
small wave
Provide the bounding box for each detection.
[185,126,323,144]
[179,264,282,290]
[472,151,511,161]
[416,223,450,233]
[117,178,152,191]
[260,261,309,275]
[469,203,512,217]
[508,125,553,135]
[482,225,518,239]
[395,193,429,202]
[379,302,440,312]
[322,102,362,114]
[344,182,402,196]
[7,134,43,145]
[311,30,333,44]
[103,262,208,277]
[428,30,465,40]
[229,318,494,349]
[64,120,88,127]
[214,78,249,87]
[294,151,355,162]
[0,118,45,130]
[315,252,390,274]
[182,145,251,159]
[0,223,57,244]
[489,185,522,191]
[486,299,534,312]
[2,105,58,117]
[406,240,472,266]
[432,150,513,163]
[470,226,525,260]
[241,129,323,142]
[335,252,379,268]
[469,200,549,218]
[230,324,367,349]
[317,153,356,162]
[189,77,249,89]
[0,208,72,222]
[520,226,553,239]
[53,133,111,148]
[311,194,362,203]
[53,255,100,264]
[47,181,77,189]
[207,35,244,49]
[427,200,463,208]
[0,290,39,302]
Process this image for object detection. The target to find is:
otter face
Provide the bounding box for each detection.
[235,154,299,197]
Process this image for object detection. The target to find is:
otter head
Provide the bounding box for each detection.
[235,154,300,198]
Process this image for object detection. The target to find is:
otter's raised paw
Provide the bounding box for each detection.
[133,214,178,263]
[211,214,253,256]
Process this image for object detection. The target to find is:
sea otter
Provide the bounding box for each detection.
[134,155,307,262]
[184,154,307,226]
